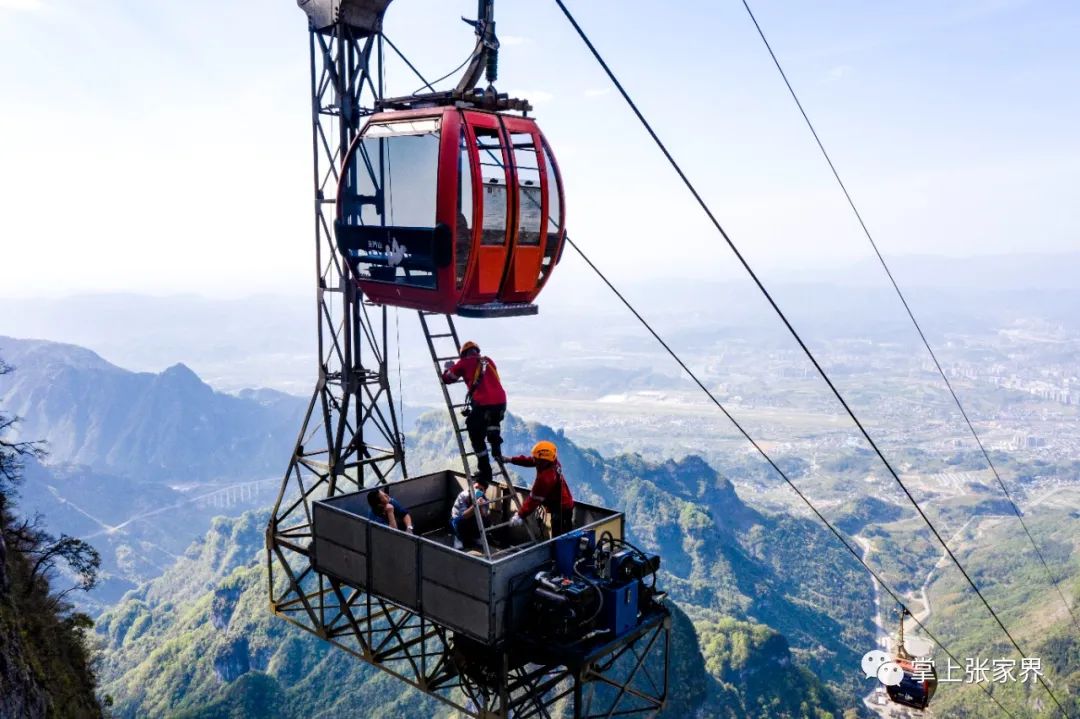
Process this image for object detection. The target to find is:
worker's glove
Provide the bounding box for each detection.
[509,514,524,528]
[443,360,454,371]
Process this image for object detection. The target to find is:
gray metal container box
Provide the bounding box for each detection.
[311,470,624,645]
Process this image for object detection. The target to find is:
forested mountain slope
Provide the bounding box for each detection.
[96,411,877,717]
[96,509,844,719]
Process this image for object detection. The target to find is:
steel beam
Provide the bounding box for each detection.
[268,8,668,719]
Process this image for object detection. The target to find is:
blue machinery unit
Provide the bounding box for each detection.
[266,2,672,717]
[528,531,663,644]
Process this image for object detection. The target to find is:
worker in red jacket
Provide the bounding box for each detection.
[443,340,506,487]
[506,441,575,537]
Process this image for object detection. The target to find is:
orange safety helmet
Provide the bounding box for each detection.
[531,441,558,462]
[459,340,480,357]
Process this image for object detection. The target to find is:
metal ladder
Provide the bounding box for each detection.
[417,311,537,558]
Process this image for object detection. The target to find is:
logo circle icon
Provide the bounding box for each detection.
[876,660,905,687]
[860,650,890,679]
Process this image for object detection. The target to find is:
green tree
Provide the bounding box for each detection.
[0,355,103,717]
[1,358,100,606]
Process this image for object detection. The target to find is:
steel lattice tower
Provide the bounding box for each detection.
[266,4,670,717]
[267,0,405,639]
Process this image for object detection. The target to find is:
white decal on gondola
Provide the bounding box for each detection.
[385,239,405,267]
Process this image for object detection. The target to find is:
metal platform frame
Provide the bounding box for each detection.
[267,3,670,717]
[272,573,669,719]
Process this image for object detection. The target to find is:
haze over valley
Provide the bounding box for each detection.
[1,252,1077,716]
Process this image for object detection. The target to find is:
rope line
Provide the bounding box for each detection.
[739,0,1079,635]
[382,34,483,97]
[565,235,1017,719]
[551,2,1068,715]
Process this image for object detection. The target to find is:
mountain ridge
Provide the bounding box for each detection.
[0,336,305,482]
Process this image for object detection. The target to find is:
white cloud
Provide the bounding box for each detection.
[827,64,852,81]
[584,88,611,98]
[0,0,43,10]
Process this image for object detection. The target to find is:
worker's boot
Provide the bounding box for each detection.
[476,453,493,489]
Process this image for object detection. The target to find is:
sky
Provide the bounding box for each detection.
[1,0,1078,299]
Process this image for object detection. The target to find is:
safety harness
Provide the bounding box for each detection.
[463,356,500,415]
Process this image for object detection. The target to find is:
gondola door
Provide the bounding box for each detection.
[498,116,548,304]
[460,112,513,304]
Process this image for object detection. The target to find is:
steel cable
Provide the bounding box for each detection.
[564,234,1018,719]
[739,0,1079,635]
[552,2,1069,715]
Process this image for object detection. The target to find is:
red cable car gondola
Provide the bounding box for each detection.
[885,608,938,711]
[335,106,565,317]
[886,657,938,711]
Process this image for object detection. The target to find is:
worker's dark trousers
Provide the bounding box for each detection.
[549,505,574,538]
[465,403,505,486]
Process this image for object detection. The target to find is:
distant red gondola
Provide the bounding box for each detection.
[885,656,938,711]
[335,107,565,317]
[885,608,938,711]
